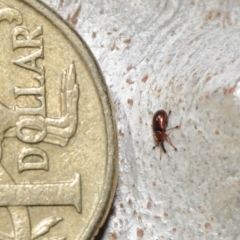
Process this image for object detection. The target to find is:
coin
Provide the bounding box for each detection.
[0,0,117,239]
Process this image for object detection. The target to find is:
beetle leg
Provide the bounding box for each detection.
[166,125,180,133]
[160,141,170,159]
[152,133,159,149]
[168,110,172,117]
[152,144,157,150]
[166,136,177,151]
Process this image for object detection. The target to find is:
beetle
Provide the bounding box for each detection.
[152,109,179,158]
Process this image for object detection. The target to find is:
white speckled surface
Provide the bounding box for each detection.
[41,0,240,239]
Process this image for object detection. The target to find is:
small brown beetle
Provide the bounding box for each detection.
[152,109,179,158]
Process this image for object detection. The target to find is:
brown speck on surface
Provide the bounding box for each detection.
[127,66,133,71]
[164,212,168,217]
[126,78,135,84]
[205,10,221,20]
[111,41,116,51]
[70,4,81,25]
[215,130,219,135]
[120,203,124,208]
[99,9,104,15]
[205,76,211,82]
[204,222,211,229]
[92,32,96,38]
[111,232,117,240]
[138,215,142,221]
[147,201,151,209]
[139,117,143,124]
[137,228,144,238]
[223,86,236,95]
[172,228,177,233]
[118,129,124,136]
[166,59,171,64]
[154,215,161,220]
[123,38,131,44]
[58,0,64,8]
[127,99,133,106]
[152,181,156,187]
[128,199,132,205]
[142,74,149,83]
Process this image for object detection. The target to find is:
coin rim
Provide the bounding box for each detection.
[20,0,118,239]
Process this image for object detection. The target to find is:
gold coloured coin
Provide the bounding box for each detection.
[0,0,117,239]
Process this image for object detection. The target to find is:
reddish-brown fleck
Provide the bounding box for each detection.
[142,75,149,83]
[147,201,151,209]
[127,66,133,71]
[224,86,236,95]
[164,212,168,217]
[70,4,81,25]
[152,181,156,187]
[126,78,135,84]
[123,38,131,44]
[118,129,124,136]
[204,222,211,229]
[127,99,133,106]
[128,199,132,205]
[92,32,96,38]
[111,232,117,240]
[120,203,124,208]
[137,228,144,238]
[205,76,211,82]
[172,228,177,232]
[215,130,219,135]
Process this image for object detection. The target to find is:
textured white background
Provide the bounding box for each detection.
[41,0,240,239]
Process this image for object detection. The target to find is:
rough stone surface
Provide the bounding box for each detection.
[41,0,240,239]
